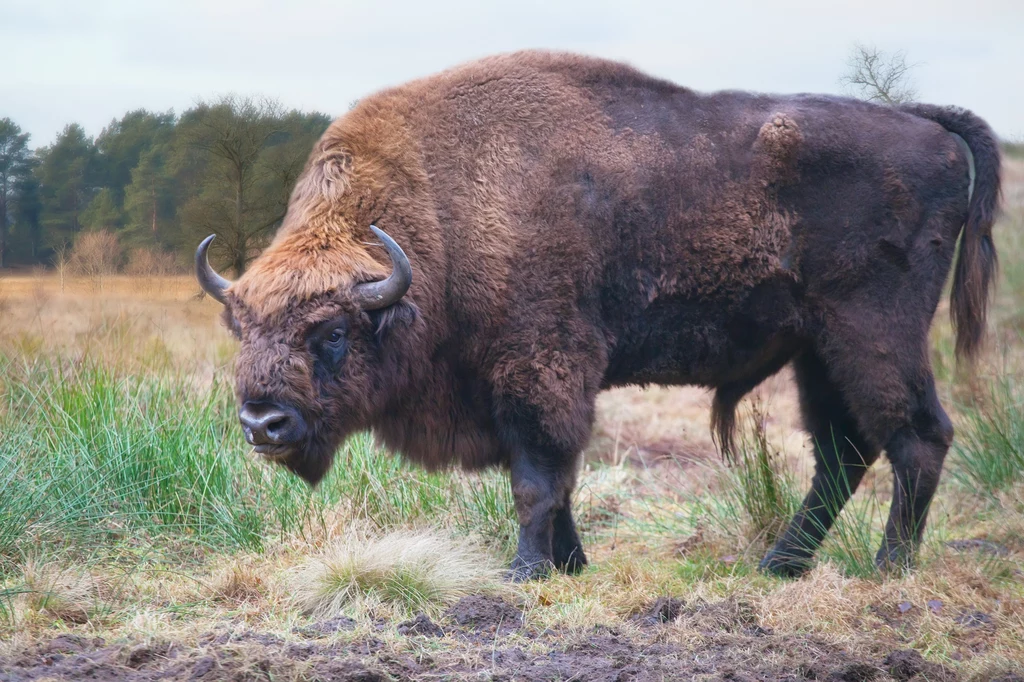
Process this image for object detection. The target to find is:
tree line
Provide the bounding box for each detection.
[0,97,331,275]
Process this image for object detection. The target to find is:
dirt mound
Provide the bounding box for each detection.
[634,596,763,635]
[40,633,106,654]
[122,641,174,669]
[883,649,954,681]
[398,613,445,637]
[0,634,387,682]
[634,596,685,624]
[1,636,129,682]
[0,635,953,682]
[445,594,523,633]
[824,661,883,681]
[680,597,759,633]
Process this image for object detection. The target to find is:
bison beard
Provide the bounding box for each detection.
[197,51,1001,581]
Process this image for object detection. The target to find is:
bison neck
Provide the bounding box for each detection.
[371,345,509,471]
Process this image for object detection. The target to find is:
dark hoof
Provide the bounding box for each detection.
[555,547,588,575]
[875,545,915,574]
[506,556,552,582]
[759,550,812,578]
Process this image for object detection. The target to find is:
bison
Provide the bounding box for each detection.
[196,51,1000,580]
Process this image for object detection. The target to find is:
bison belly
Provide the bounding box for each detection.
[602,275,805,389]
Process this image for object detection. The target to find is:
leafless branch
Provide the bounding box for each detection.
[840,44,918,105]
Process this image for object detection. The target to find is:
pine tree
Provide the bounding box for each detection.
[0,118,32,267]
[36,124,99,249]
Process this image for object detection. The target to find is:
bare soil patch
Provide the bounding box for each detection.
[0,595,979,682]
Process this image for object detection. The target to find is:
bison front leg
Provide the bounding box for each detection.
[496,335,602,581]
[507,448,586,581]
[508,451,561,581]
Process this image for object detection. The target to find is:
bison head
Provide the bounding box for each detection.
[196,226,417,485]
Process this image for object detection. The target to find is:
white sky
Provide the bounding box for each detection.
[3,0,1022,147]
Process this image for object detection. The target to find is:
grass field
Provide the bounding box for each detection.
[0,161,1022,680]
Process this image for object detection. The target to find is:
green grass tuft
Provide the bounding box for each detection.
[952,378,1024,493]
[697,404,801,551]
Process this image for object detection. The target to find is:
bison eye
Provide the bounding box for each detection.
[311,319,348,367]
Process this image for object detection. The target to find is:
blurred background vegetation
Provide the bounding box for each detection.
[0,98,331,277]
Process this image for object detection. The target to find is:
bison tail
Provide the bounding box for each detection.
[902,103,1002,364]
[711,385,744,463]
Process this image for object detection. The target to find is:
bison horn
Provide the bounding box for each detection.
[353,225,412,310]
[195,234,232,304]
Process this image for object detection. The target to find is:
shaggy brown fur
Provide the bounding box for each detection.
[208,51,1001,579]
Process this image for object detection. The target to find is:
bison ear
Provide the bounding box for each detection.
[367,299,420,345]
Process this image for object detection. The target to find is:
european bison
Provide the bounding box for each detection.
[196,51,1000,580]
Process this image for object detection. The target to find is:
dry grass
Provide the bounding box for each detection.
[206,559,267,605]
[16,561,107,626]
[288,528,504,619]
[0,273,228,373]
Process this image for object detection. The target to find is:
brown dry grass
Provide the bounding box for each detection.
[0,273,233,374]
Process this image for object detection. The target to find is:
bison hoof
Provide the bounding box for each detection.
[555,548,588,575]
[875,544,915,574]
[506,556,553,582]
[759,549,812,578]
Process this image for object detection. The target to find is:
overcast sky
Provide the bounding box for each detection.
[3,0,1022,147]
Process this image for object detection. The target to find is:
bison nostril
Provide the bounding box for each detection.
[239,401,304,446]
[265,416,289,437]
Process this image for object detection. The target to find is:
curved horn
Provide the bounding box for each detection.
[353,225,412,310]
[195,234,232,305]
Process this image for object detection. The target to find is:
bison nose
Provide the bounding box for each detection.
[239,401,305,446]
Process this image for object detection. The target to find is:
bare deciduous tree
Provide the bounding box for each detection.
[840,44,918,105]
[70,230,122,289]
[53,242,71,293]
[176,96,285,276]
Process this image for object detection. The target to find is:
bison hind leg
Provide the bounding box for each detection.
[875,382,953,573]
[760,350,881,578]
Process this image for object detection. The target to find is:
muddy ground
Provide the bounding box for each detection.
[4,594,1014,682]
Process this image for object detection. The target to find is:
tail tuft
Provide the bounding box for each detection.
[901,104,1002,363]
